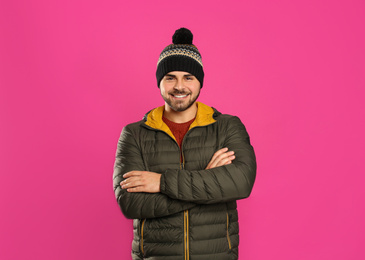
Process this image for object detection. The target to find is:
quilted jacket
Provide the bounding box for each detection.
[113,102,256,260]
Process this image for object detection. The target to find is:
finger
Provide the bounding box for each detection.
[208,148,229,168]
[210,151,235,168]
[126,187,144,193]
[120,176,137,185]
[214,157,232,167]
[211,148,229,161]
[216,151,234,161]
[215,155,235,167]
[224,160,232,165]
[121,177,142,189]
[122,181,142,189]
[123,171,141,178]
[123,181,140,189]
[214,150,234,162]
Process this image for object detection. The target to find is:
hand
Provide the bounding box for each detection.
[206,147,235,169]
[121,171,161,193]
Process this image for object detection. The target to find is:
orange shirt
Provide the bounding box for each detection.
[162,116,195,148]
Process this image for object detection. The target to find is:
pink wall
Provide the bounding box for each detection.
[1,0,364,259]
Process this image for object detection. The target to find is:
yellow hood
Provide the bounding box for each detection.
[144,102,216,142]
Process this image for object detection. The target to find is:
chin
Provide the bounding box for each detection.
[171,102,195,112]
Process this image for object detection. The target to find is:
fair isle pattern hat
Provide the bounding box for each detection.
[156,28,204,88]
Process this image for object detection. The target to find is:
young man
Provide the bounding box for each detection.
[113,28,256,260]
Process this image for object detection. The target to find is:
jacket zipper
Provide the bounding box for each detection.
[140,219,146,256]
[180,150,189,260]
[184,210,189,260]
[226,213,232,250]
[139,111,218,259]
[142,124,208,260]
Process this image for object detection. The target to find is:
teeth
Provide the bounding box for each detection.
[174,94,187,98]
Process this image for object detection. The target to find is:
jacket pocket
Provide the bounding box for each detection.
[140,219,146,257]
[226,213,232,251]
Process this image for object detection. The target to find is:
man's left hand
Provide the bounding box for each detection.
[121,171,161,193]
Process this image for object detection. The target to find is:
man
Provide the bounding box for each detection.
[113,28,256,260]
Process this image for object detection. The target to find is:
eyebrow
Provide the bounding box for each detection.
[165,73,194,77]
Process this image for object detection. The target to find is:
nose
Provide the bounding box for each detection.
[174,78,185,90]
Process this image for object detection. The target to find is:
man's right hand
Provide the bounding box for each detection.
[206,147,235,169]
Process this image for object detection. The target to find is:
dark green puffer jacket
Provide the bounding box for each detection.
[113,102,256,260]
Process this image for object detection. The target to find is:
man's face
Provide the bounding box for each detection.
[160,71,201,112]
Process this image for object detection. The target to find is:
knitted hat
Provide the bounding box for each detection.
[156,28,204,88]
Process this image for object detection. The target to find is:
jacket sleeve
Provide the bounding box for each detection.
[113,125,196,219]
[159,116,257,204]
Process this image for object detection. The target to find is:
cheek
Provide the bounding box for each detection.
[160,87,169,96]
[191,81,201,91]
[159,85,166,95]
[192,84,201,94]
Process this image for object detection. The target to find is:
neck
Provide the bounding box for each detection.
[163,102,197,123]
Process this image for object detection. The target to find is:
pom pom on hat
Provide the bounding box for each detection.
[172,28,193,45]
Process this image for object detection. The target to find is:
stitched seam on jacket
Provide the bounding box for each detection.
[189,236,230,242]
[196,170,212,200]
[223,166,239,196]
[186,251,236,256]
[211,171,224,199]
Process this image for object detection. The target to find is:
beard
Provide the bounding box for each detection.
[162,89,200,112]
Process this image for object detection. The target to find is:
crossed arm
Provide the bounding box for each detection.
[121,147,236,193]
[114,116,256,219]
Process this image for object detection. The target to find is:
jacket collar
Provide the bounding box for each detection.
[143,102,217,140]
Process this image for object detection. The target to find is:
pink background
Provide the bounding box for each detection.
[1,0,364,259]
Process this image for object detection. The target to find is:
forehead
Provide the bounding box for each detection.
[165,71,193,77]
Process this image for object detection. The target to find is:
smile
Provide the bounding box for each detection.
[171,94,189,98]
